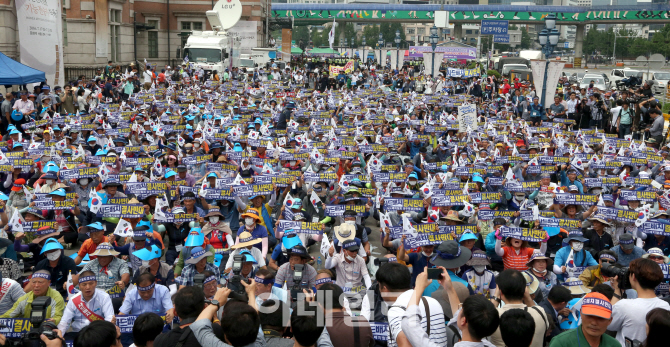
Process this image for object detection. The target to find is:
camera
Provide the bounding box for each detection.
[373,257,397,266]
[226,255,249,302]
[625,337,642,347]
[290,264,308,301]
[601,263,631,294]
[5,297,62,347]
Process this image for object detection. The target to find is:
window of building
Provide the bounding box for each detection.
[148,31,158,58]
[407,28,415,34]
[465,30,472,35]
[181,22,203,31]
[417,27,425,35]
[109,9,121,62]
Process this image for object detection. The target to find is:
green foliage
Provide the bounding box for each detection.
[292,26,310,46]
[487,69,501,78]
[582,24,670,59]
[335,22,357,47]
[520,27,532,49]
[362,25,380,48]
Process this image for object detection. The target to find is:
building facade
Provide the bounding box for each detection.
[0,0,269,70]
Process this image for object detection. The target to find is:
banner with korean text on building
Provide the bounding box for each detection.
[15,0,65,86]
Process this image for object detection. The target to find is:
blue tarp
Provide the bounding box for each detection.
[0,52,46,85]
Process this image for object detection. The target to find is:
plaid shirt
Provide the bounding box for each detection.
[176,263,220,286]
[80,257,130,291]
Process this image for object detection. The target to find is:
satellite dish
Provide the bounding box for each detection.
[636,55,648,64]
[206,0,242,31]
[649,53,665,70]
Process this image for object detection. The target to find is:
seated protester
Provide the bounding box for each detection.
[325,239,372,293]
[132,312,165,347]
[12,225,59,268]
[236,193,278,249]
[274,245,317,291]
[583,215,614,254]
[268,234,301,271]
[579,250,618,289]
[31,238,77,299]
[177,246,220,289]
[259,300,292,347]
[200,270,219,300]
[153,286,226,347]
[495,223,549,272]
[461,250,497,298]
[38,188,80,244]
[0,270,29,316]
[202,207,234,251]
[525,250,559,299]
[612,233,647,267]
[0,270,66,324]
[538,285,574,342]
[225,231,267,272]
[74,222,109,265]
[57,270,115,340]
[174,228,216,277]
[396,233,436,287]
[337,210,371,257]
[132,245,175,292]
[499,309,536,347]
[254,268,288,307]
[113,225,161,273]
[553,231,597,278]
[162,207,191,266]
[236,208,270,258]
[550,292,619,347]
[317,283,375,347]
[73,242,130,312]
[118,273,174,347]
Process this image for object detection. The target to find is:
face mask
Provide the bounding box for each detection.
[46,250,61,261]
[572,242,584,252]
[80,178,89,186]
[245,218,254,226]
[46,180,54,185]
[422,251,432,257]
[473,265,486,274]
[345,255,356,262]
[142,260,150,267]
[42,157,51,162]
[533,267,547,274]
[408,180,417,186]
[514,196,525,202]
[209,216,219,224]
[345,220,356,225]
[290,161,296,166]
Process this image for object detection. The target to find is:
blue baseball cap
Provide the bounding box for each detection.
[87,136,97,143]
[459,232,479,243]
[87,222,104,231]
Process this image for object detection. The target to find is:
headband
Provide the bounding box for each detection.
[182,196,196,201]
[432,248,462,260]
[204,275,217,285]
[315,278,332,285]
[33,272,51,281]
[254,276,274,285]
[138,282,155,291]
[600,254,616,262]
[79,275,97,284]
[563,281,584,287]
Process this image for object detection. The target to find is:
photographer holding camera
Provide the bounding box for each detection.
[608,258,670,347]
[1,270,65,324]
[274,245,317,295]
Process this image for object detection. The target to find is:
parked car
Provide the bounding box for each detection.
[610,68,641,87]
[580,77,608,91]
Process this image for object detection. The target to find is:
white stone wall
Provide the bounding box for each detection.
[0,4,18,59]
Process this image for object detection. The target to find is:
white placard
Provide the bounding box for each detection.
[15,0,65,86]
[228,21,258,54]
[458,104,477,132]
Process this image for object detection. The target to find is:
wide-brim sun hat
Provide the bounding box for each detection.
[240,208,262,221]
[642,247,670,263]
[587,215,612,226]
[523,271,540,295]
[91,242,120,257]
[185,246,213,264]
[334,224,356,243]
[465,250,490,266]
[430,240,471,269]
[526,249,554,269]
[563,277,591,295]
[232,231,262,249]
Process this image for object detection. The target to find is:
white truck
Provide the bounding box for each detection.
[184,31,240,75]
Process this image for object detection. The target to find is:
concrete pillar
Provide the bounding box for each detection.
[453,24,462,41]
[574,24,585,68]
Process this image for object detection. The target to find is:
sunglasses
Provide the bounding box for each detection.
[649,255,665,261]
[601,259,615,264]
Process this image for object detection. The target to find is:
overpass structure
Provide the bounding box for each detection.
[271,4,670,67]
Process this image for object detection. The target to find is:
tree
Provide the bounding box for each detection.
[292,26,310,47]
[335,22,356,47]
[362,25,380,48]
[520,27,532,49]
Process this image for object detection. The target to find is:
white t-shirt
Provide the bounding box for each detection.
[609,297,670,346]
[143,71,153,84]
[387,290,447,347]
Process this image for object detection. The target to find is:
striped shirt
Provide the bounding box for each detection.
[387,290,447,347]
[502,246,535,271]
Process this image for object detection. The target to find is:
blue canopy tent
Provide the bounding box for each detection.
[0,52,46,85]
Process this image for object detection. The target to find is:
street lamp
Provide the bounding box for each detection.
[378,32,384,67]
[351,37,355,58]
[429,25,439,77]
[538,13,560,110]
[362,36,366,64]
[395,29,401,70]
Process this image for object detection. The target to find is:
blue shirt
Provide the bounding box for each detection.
[643,235,670,256]
[559,171,584,194]
[119,283,174,315]
[554,246,598,268]
[237,224,269,252]
[612,245,647,266]
[407,252,432,287]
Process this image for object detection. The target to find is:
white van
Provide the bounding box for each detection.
[642,71,670,96]
[610,68,641,86]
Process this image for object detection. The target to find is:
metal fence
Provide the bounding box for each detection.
[63,66,103,83]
